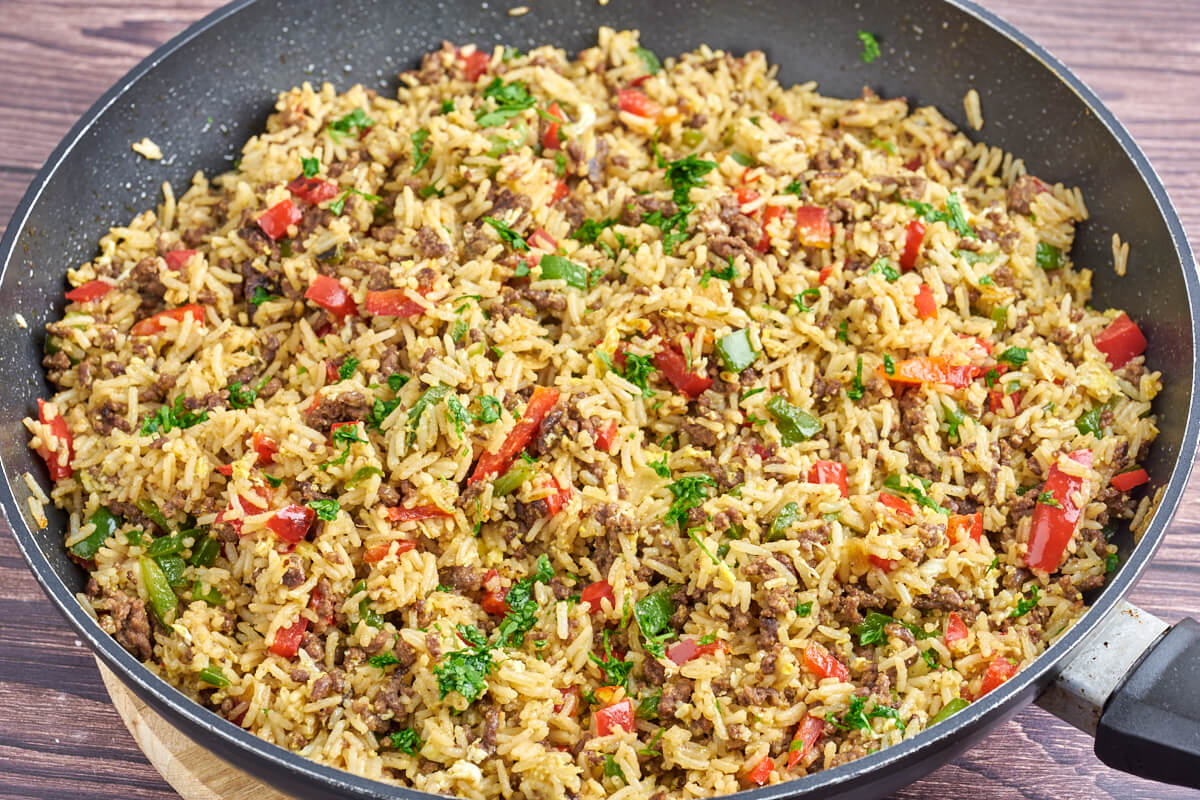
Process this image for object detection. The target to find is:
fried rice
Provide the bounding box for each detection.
[24,28,1162,799]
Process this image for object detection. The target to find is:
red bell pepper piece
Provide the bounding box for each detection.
[1025,449,1092,572]
[286,176,340,205]
[64,279,115,303]
[554,685,582,716]
[580,580,615,614]
[386,504,453,523]
[34,399,74,480]
[977,656,1018,698]
[163,250,198,272]
[266,504,316,544]
[551,181,570,204]
[945,611,969,643]
[803,641,849,682]
[215,489,270,535]
[594,420,619,453]
[878,492,914,520]
[667,636,728,665]
[364,288,427,317]
[468,386,560,483]
[269,615,308,658]
[900,219,926,270]
[735,186,760,211]
[756,205,785,253]
[256,199,302,241]
[541,102,566,151]
[130,304,205,336]
[914,283,937,320]
[882,356,980,389]
[480,585,511,615]
[251,432,278,465]
[617,88,661,118]
[305,275,357,319]
[786,716,825,770]
[363,539,417,563]
[1111,467,1150,492]
[543,477,572,516]
[309,582,334,626]
[460,48,490,82]
[818,264,835,285]
[1093,313,1147,369]
[947,512,983,545]
[529,228,558,252]
[868,554,897,572]
[324,359,341,385]
[806,460,848,497]
[595,697,635,736]
[745,755,774,786]
[988,386,1024,414]
[653,346,712,400]
[795,206,832,248]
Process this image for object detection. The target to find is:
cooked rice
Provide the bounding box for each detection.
[26,29,1160,798]
[1113,232,1130,276]
[963,89,983,131]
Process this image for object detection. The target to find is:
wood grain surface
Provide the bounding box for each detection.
[1,1,1198,798]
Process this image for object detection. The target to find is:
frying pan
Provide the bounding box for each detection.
[2,0,1198,797]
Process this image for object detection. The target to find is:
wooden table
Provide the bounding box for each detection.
[1,1,1198,798]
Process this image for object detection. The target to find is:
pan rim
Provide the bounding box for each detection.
[0,0,1196,797]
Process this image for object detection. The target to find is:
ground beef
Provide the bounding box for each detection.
[439,565,482,592]
[736,686,782,707]
[242,262,281,303]
[513,498,550,529]
[530,404,567,456]
[462,221,493,259]
[832,584,889,625]
[479,707,501,755]
[129,256,167,299]
[281,564,306,588]
[108,591,152,661]
[716,195,759,241]
[518,286,567,313]
[310,669,347,701]
[758,614,780,648]
[659,678,694,718]
[586,137,610,186]
[708,234,754,261]
[414,225,451,259]
[486,187,532,219]
[620,195,678,226]
[1006,174,1050,215]
[913,584,969,612]
[642,654,667,685]
[138,371,179,404]
[561,196,585,229]
[304,391,371,432]
[680,418,719,449]
[92,400,132,435]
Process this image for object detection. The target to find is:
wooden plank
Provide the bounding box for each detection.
[0,2,1198,799]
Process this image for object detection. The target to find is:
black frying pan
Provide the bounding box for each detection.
[2,1,1198,798]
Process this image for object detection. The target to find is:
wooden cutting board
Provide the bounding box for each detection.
[96,659,294,800]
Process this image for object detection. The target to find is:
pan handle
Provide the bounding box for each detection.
[1036,602,1200,789]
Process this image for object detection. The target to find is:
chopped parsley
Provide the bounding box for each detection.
[795,601,813,617]
[921,648,939,669]
[367,651,402,669]
[783,180,806,197]
[329,187,382,216]
[539,254,590,290]
[613,351,656,397]
[411,128,432,173]
[907,193,974,238]
[642,154,718,254]
[476,78,537,127]
[857,31,881,64]
[997,346,1030,368]
[648,455,670,478]
[249,285,278,306]
[435,625,496,703]
[633,45,661,74]
[634,588,676,658]
[1011,586,1041,618]
[767,501,800,541]
[868,257,900,282]
[326,108,373,143]
[846,356,865,401]
[701,256,737,287]
[603,754,627,784]
[589,629,634,689]
[852,612,935,647]
[572,217,616,245]
[481,216,529,251]
[405,383,452,450]
[228,381,259,410]
[883,354,896,376]
[793,287,821,313]
[984,368,1000,388]
[140,397,208,436]
[474,395,502,424]
[495,554,554,648]
[308,499,339,521]
[1037,490,1063,509]
[338,357,360,381]
[943,402,967,443]
[384,728,421,754]
[301,156,320,178]
[1105,552,1119,574]
[321,422,367,470]
[883,474,951,515]
[664,475,716,527]
[445,396,472,437]
[837,319,850,343]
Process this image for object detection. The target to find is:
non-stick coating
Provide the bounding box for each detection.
[1,1,1196,798]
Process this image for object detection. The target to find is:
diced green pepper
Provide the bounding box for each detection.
[70,507,119,560]
[139,555,178,625]
[156,555,188,588]
[928,697,969,725]
[198,664,230,688]
[539,255,589,290]
[766,396,822,446]
[146,532,185,558]
[188,534,220,567]
[192,580,225,606]
[136,498,172,532]
[492,459,537,497]
[716,329,757,373]
[1036,241,1062,271]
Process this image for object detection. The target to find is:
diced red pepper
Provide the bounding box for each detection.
[309,582,334,626]
[1026,449,1093,572]
[542,477,572,516]
[878,492,914,520]
[1093,313,1147,369]
[1111,467,1150,492]
[977,656,1018,698]
[653,346,712,400]
[945,611,969,643]
[900,220,926,271]
[594,420,619,453]
[769,110,788,123]
[735,186,760,211]
[914,283,938,320]
[468,386,561,483]
[256,199,302,241]
[947,512,983,545]
[266,504,316,544]
[364,539,417,563]
[756,205,785,253]
[551,181,570,204]
[34,399,74,481]
[363,288,426,318]
[541,102,566,151]
[481,587,510,616]
[881,356,981,389]
[305,275,357,320]
[215,464,234,477]
[988,386,1024,414]
[251,432,278,465]
[617,88,661,119]
[529,228,558,252]
[554,685,582,716]
[329,420,359,444]
[324,360,340,385]
[460,48,490,82]
[386,504,454,523]
[130,304,205,336]
[64,279,115,302]
[580,580,615,614]
[286,176,339,205]
[163,250,198,272]
[795,206,832,248]
[868,554,897,572]
[667,636,728,665]
[595,698,635,736]
[745,756,774,786]
[803,641,850,682]
[818,264,835,284]
[786,716,825,770]
[269,616,308,658]
[215,489,270,535]
[806,460,848,498]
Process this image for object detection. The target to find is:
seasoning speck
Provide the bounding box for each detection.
[132,137,163,160]
[508,5,529,15]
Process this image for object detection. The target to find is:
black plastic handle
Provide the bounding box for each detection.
[1094,617,1200,788]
